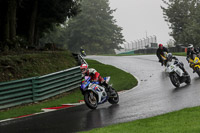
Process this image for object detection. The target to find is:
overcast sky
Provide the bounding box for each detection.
[109,0,172,45]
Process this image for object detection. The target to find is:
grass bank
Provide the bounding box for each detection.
[83,106,200,133]
[0,59,137,120]
[86,59,137,91]
[0,51,77,82]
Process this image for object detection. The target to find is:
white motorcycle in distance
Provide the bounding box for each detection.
[165,53,191,88]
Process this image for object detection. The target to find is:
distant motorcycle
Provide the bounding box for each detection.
[80,76,119,109]
[80,49,87,57]
[165,58,191,88]
[188,55,200,77]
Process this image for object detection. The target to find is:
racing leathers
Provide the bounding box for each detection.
[85,68,104,83]
[187,48,198,61]
[84,68,115,96]
[156,46,169,65]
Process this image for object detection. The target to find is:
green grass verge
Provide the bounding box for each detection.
[86,59,137,91]
[0,59,137,120]
[0,89,83,120]
[82,106,200,133]
[172,52,187,56]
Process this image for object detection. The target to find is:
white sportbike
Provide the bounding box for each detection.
[165,59,191,88]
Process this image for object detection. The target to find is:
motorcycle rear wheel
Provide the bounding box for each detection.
[84,91,98,109]
[108,88,119,104]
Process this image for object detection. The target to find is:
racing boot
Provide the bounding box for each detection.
[160,60,163,66]
[192,67,195,73]
[102,81,115,96]
[158,59,163,66]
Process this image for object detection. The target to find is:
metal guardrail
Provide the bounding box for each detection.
[0,66,82,110]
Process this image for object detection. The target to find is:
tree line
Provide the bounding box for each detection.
[0,0,80,51]
[40,0,125,54]
[162,0,200,47]
[0,0,125,54]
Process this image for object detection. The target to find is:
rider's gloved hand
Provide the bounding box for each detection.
[102,81,108,88]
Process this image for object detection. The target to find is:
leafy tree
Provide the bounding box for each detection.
[183,2,200,46]
[65,0,125,54]
[161,0,200,46]
[40,24,68,48]
[0,0,80,51]
[0,0,18,45]
[166,39,175,47]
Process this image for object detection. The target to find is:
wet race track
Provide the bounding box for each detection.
[1,55,200,133]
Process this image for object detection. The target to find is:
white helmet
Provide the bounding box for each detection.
[167,53,173,61]
[188,44,193,49]
[80,64,88,74]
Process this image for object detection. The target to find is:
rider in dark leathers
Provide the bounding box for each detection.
[80,47,86,57]
[187,44,199,61]
[186,44,200,73]
[156,44,169,66]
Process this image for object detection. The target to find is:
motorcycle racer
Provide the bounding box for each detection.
[165,53,191,87]
[156,44,169,66]
[167,53,187,73]
[80,64,115,96]
[186,44,200,74]
[187,44,197,61]
[80,47,86,57]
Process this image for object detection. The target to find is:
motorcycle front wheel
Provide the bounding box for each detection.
[84,91,98,109]
[169,73,180,88]
[108,88,119,104]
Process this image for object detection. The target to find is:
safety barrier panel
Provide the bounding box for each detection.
[0,66,82,110]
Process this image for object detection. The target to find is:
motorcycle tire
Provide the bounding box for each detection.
[184,71,191,84]
[169,73,180,88]
[108,88,119,104]
[84,91,98,109]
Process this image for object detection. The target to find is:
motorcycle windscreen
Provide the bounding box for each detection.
[104,76,110,84]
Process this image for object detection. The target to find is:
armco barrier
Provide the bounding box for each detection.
[0,66,82,110]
